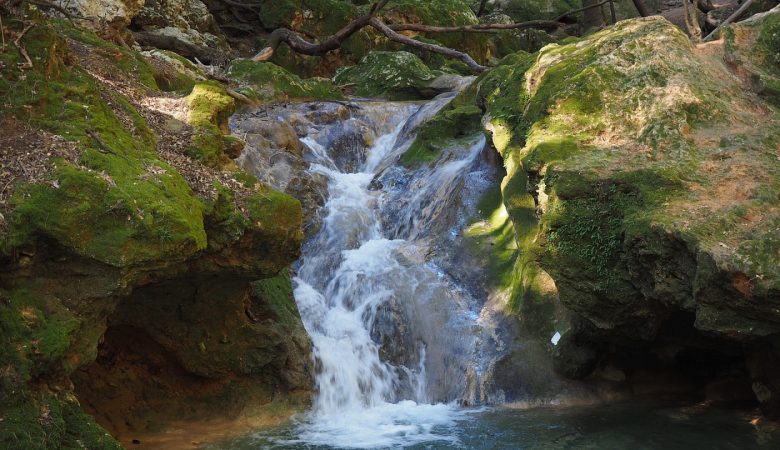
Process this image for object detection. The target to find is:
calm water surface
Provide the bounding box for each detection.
[210,399,779,450]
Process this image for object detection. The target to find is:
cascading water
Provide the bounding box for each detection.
[290,99,486,448]
[230,94,506,448]
[218,91,780,450]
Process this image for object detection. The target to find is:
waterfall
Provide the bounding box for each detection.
[233,96,500,448]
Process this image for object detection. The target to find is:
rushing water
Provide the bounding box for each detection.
[286,98,487,448]
[226,97,780,449]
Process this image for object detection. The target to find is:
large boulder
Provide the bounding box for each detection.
[408,13,780,412]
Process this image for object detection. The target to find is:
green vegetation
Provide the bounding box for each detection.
[402,100,484,165]
[334,51,439,100]
[227,59,344,101]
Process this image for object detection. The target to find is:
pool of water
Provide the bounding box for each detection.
[208,398,778,449]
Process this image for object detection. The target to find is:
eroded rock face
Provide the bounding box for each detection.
[408,14,780,414]
[509,16,778,412]
[0,14,310,448]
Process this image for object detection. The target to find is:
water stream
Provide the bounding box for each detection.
[288,98,487,448]
[224,96,780,449]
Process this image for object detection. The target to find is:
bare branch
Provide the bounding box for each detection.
[703,0,754,41]
[13,23,34,70]
[631,0,651,17]
[368,17,486,72]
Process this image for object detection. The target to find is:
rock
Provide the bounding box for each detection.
[553,333,598,379]
[54,0,144,29]
[142,49,207,92]
[745,342,780,418]
[131,0,229,60]
[333,51,440,100]
[433,13,780,411]
[226,59,344,102]
[0,16,310,447]
[723,5,780,106]
[134,0,220,35]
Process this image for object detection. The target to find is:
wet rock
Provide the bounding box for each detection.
[553,333,598,379]
[320,119,376,172]
[746,342,780,418]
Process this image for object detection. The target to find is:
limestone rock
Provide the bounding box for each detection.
[132,0,229,55]
[54,0,145,28]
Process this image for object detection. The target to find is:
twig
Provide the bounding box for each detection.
[703,0,754,41]
[13,23,34,70]
[226,88,253,105]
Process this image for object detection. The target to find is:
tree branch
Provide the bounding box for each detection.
[368,17,486,72]
[133,31,216,63]
[703,0,754,41]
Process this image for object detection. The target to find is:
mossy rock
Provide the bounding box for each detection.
[333,51,440,99]
[470,17,780,344]
[0,20,207,267]
[227,59,344,101]
[403,97,485,165]
[1,13,309,447]
[724,6,780,107]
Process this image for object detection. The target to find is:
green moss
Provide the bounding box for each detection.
[0,392,121,450]
[402,102,484,166]
[334,51,438,100]
[227,59,344,101]
[247,188,303,239]
[186,81,235,131]
[461,17,780,341]
[55,20,158,90]
[250,269,299,325]
[0,19,206,266]
[724,11,780,106]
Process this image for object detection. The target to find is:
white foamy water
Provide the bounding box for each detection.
[281,98,488,448]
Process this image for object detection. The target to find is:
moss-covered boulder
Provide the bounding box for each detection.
[442,14,779,414]
[402,90,485,165]
[227,59,344,102]
[333,51,441,99]
[0,9,311,447]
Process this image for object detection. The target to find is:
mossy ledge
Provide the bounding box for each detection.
[0,11,311,448]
